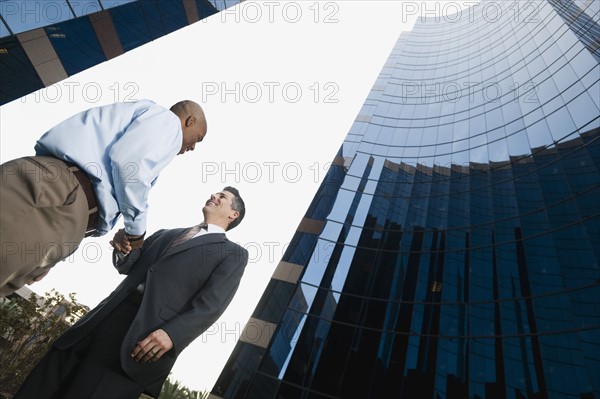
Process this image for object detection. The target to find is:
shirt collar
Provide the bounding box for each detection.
[191,223,225,240]
[205,223,225,234]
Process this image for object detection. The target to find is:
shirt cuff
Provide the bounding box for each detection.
[114,251,128,262]
[124,217,147,236]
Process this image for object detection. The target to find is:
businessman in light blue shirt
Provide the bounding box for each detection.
[0,99,207,296]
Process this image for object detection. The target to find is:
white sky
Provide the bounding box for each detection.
[0,1,477,393]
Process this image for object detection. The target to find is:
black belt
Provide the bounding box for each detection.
[63,161,99,237]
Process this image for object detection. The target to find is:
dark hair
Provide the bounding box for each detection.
[223,186,245,231]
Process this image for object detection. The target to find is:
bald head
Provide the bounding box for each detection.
[170,100,207,155]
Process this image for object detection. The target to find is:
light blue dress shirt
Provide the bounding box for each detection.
[35,100,182,236]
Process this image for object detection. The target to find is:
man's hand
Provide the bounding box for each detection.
[126,232,145,251]
[110,229,146,254]
[110,228,145,254]
[110,228,131,254]
[131,329,173,363]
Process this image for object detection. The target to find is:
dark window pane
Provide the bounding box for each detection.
[139,1,187,39]
[251,279,296,324]
[0,35,43,104]
[44,18,105,75]
[211,342,265,399]
[0,1,73,36]
[195,0,219,19]
[109,2,151,51]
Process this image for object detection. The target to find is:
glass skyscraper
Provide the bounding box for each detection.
[0,0,241,105]
[211,1,600,398]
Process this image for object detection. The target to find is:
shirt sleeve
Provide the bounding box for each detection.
[108,108,181,235]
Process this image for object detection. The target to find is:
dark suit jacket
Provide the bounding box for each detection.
[54,228,249,396]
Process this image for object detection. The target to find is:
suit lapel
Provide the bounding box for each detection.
[156,228,188,258]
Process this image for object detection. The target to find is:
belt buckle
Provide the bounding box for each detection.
[84,229,97,238]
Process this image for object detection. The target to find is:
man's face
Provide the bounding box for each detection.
[179,117,207,155]
[203,191,239,223]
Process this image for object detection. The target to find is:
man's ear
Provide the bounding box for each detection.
[228,210,240,221]
[185,115,196,127]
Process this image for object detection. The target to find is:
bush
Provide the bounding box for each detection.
[0,289,87,398]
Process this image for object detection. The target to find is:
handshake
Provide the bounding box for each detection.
[110,229,145,255]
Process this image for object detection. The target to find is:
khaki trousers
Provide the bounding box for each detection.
[0,156,89,296]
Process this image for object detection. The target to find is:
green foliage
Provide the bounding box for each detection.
[0,289,87,398]
[143,374,209,399]
[0,293,206,399]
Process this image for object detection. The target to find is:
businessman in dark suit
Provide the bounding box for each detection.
[15,187,248,399]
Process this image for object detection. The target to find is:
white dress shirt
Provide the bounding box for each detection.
[191,223,225,239]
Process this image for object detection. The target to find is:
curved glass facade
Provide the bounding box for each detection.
[212,1,600,398]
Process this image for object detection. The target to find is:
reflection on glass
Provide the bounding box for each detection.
[329,246,357,301]
[277,313,307,379]
[100,0,137,8]
[71,1,103,17]
[0,1,74,36]
[300,239,335,287]
[211,0,600,396]
[0,17,9,37]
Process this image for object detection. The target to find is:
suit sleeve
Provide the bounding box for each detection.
[112,229,166,274]
[161,246,249,356]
